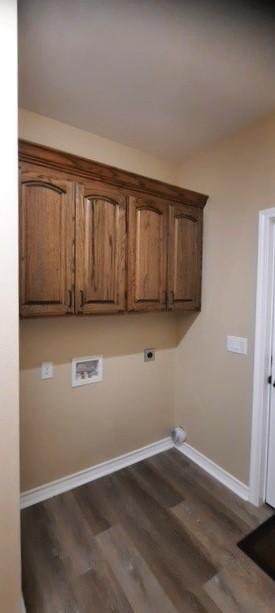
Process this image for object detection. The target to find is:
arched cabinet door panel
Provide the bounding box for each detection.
[168,203,203,311]
[20,171,74,317]
[75,182,126,314]
[127,196,168,312]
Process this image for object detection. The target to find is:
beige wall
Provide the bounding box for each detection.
[19,110,177,491]
[0,2,21,612]
[21,315,176,489]
[175,111,275,484]
[19,108,176,183]
[20,108,275,493]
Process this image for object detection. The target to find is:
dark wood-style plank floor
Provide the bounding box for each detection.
[21,449,275,612]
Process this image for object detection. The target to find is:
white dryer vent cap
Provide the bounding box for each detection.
[171,427,187,445]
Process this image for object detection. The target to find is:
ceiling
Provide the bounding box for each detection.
[19,0,275,162]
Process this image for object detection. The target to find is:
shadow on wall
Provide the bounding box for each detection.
[19,309,200,491]
[20,312,183,369]
[175,311,200,346]
[20,311,200,369]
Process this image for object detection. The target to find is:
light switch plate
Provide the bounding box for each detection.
[226,336,248,355]
[41,362,54,379]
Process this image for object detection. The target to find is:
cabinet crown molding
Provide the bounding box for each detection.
[19,140,208,209]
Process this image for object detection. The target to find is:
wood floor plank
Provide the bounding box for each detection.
[44,490,97,576]
[72,541,134,613]
[129,458,183,508]
[21,505,79,613]
[73,468,216,588]
[72,472,127,527]
[149,452,251,537]
[167,449,273,528]
[67,471,218,611]
[96,524,177,613]
[172,500,241,569]
[119,466,217,583]
[113,469,221,613]
[73,482,111,535]
[119,508,221,613]
[21,449,275,613]
[205,573,243,613]
[205,553,275,613]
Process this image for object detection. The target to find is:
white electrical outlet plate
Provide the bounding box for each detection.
[226,336,248,355]
[41,362,54,379]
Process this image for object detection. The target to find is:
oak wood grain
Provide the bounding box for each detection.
[75,180,126,314]
[20,170,74,317]
[127,196,168,312]
[19,145,207,317]
[168,203,203,311]
[19,140,208,209]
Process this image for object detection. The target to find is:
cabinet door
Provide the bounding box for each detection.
[168,204,203,310]
[128,196,168,312]
[20,171,74,317]
[75,182,126,314]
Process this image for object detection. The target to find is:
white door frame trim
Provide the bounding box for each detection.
[249,207,275,505]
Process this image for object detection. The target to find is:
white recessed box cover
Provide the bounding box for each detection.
[72,355,103,387]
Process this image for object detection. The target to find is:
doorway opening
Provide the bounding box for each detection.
[250,207,275,506]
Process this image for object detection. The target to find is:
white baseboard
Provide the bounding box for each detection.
[20,437,172,509]
[176,442,249,501]
[21,437,250,510]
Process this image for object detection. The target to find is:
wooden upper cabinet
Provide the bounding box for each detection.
[19,142,208,318]
[128,196,168,312]
[20,171,74,317]
[168,204,203,310]
[75,182,126,314]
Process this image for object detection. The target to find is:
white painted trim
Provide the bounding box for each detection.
[249,208,275,505]
[20,437,172,509]
[177,442,249,501]
[21,594,26,613]
[20,436,252,511]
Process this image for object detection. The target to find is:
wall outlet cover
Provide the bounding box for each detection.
[144,348,155,362]
[41,362,54,379]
